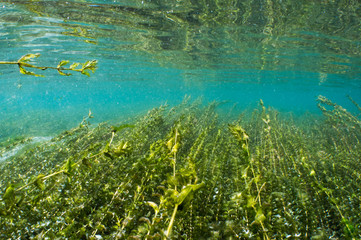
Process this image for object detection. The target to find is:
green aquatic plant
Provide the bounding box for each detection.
[0,53,98,77]
[0,95,360,239]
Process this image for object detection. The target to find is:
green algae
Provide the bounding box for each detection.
[0,96,360,239]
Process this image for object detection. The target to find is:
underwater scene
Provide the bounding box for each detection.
[0,0,361,239]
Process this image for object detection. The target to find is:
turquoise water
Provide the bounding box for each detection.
[1,0,361,140]
[1,1,361,239]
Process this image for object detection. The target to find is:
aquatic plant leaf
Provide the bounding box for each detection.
[81,60,98,76]
[88,109,93,118]
[110,141,131,157]
[96,223,106,231]
[84,39,97,44]
[166,137,174,150]
[19,66,44,77]
[228,124,250,156]
[246,196,256,208]
[18,53,40,62]
[69,62,80,69]
[146,201,159,213]
[34,174,45,190]
[19,66,28,75]
[57,60,69,68]
[229,124,249,142]
[81,70,90,77]
[174,182,205,206]
[171,142,180,154]
[3,184,15,205]
[253,208,266,224]
[63,158,74,176]
[241,166,249,178]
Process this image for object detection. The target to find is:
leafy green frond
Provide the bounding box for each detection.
[0,54,98,77]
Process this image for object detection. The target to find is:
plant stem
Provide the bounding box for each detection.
[0,61,82,72]
[165,204,179,240]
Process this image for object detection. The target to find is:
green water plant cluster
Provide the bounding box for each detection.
[0,96,360,239]
[0,53,97,77]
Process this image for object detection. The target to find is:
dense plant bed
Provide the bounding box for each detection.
[1,96,360,239]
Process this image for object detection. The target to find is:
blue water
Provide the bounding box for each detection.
[1,0,361,140]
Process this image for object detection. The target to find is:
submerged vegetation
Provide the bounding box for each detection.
[0,53,98,77]
[0,96,360,239]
